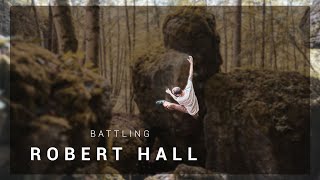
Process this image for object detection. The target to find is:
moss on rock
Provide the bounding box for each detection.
[108,114,147,173]
[204,69,310,173]
[10,42,112,173]
[132,7,223,171]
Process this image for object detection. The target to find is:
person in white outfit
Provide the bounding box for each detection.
[156,56,199,119]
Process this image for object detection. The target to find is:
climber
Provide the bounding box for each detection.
[156,56,199,119]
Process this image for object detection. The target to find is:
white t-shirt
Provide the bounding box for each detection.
[174,79,199,115]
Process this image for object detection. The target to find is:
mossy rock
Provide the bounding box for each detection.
[0,54,9,97]
[10,42,112,173]
[163,7,222,75]
[108,114,147,173]
[204,69,310,173]
[132,7,223,171]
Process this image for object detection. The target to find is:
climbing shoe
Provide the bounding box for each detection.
[155,100,165,105]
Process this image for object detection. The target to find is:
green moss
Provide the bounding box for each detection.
[163,7,216,37]
[10,42,112,173]
[33,115,71,130]
[205,69,310,130]
[53,83,91,108]
[133,41,165,74]
[70,110,96,125]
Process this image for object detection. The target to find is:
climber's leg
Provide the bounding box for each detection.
[192,113,199,119]
[156,100,188,114]
[163,101,188,113]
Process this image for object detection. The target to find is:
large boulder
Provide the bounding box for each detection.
[133,7,222,169]
[311,77,320,178]
[0,37,9,176]
[204,69,310,174]
[108,113,148,173]
[10,42,112,173]
[163,7,222,75]
[145,164,227,180]
[300,0,320,48]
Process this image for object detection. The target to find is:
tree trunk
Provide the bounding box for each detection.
[31,0,44,47]
[108,8,113,87]
[252,7,257,67]
[125,0,135,113]
[153,0,161,29]
[85,0,100,68]
[261,0,266,68]
[100,10,106,76]
[270,5,277,70]
[286,5,290,71]
[48,5,53,51]
[51,0,78,54]
[290,7,297,71]
[133,0,136,51]
[146,0,150,43]
[233,0,242,68]
[125,0,131,57]
[249,6,254,66]
[223,6,228,72]
[117,43,126,98]
[114,7,121,95]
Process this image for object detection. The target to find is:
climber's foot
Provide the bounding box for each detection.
[155,100,165,106]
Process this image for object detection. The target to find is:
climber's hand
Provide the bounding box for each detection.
[165,88,171,94]
[187,56,193,64]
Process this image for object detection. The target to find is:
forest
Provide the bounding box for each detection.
[0,0,320,179]
[9,2,313,114]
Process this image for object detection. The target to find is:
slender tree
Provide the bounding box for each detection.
[285,5,290,70]
[153,0,161,29]
[233,0,242,68]
[48,5,53,51]
[125,0,135,113]
[108,8,113,86]
[31,0,44,47]
[289,4,297,70]
[133,0,136,51]
[223,6,228,72]
[85,0,100,68]
[252,6,257,67]
[117,42,126,98]
[100,9,106,76]
[146,0,150,42]
[51,0,78,54]
[261,0,266,68]
[269,4,277,70]
[113,7,121,95]
[249,6,254,66]
[125,0,132,57]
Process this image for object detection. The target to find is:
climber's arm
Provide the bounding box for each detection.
[166,88,178,101]
[185,56,193,90]
[187,56,193,81]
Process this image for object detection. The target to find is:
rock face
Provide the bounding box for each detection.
[204,70,310,174]
[310,0,320,48]
[133,7,222,169]
[300,0,320,48]
[108,114,147,173]
[163,7,222,75]
[311,77,320,178]
[145,164,227,180]
[173,164,227,180]
[10,42,112,173]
